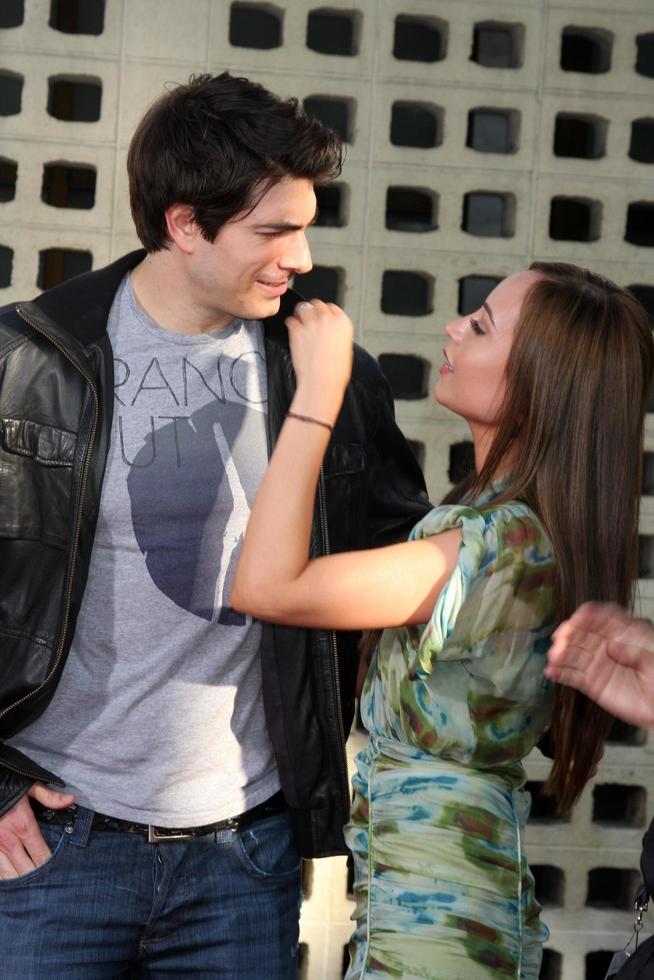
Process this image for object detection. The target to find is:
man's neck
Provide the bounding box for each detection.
[130,252,233,335]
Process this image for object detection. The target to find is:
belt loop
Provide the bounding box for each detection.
[67,805,94,848]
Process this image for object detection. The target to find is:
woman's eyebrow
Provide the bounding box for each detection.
[483,301,497,329]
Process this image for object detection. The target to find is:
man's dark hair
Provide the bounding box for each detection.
[127,72,343,252]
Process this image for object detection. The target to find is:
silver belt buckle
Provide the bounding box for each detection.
[147,825,195,843]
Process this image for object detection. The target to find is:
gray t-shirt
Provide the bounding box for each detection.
[10,274,279,825]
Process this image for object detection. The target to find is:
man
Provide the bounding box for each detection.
[0,73,429,975]
[546,602,654,730]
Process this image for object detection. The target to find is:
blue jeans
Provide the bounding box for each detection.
[0,804,301,978]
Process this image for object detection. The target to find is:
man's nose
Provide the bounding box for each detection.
[280,232,312,275]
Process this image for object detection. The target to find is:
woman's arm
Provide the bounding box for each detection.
[232,300,460,630]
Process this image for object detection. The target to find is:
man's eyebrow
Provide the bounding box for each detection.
[254,210,319,231]
[483,301,497,329]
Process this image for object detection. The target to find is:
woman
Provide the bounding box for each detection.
[232,264,653,978]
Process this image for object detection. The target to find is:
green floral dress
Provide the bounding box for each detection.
[345,496,557,979]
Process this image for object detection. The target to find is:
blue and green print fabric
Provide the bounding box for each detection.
[345,497,557,979]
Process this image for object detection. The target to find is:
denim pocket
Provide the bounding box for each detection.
[0,821,69,888]
[232,811,300,881]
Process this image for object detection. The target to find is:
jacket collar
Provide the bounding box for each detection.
[26,250,146,347]
[22,248,302,356]
[16,250,302,438]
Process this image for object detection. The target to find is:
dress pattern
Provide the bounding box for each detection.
[345,498,557,979]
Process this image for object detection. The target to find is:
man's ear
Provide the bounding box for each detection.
[164,204,199,254]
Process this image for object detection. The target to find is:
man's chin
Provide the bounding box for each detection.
[244,295,282,321]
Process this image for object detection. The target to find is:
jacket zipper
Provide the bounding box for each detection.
[0,307,99,734]
[317,464,351,818]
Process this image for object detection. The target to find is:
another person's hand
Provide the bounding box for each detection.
[0,783,75,880]
[545,602,654,729]
[286,300,354,421]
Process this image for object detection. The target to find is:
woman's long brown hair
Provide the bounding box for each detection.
[443,262,654,813]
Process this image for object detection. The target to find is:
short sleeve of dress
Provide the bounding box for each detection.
[407,502,554,678]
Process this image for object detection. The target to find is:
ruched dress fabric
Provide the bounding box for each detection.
[345,498,557,980]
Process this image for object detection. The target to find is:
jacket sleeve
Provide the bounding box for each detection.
[0,768,32,818]
[364,365,431,548]
[0,744,65,816]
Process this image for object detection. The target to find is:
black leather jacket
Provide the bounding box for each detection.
[0,251,430,857]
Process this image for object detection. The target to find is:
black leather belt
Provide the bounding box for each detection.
[32,790,287,843]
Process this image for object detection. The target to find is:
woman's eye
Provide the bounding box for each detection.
[470,318,485,336]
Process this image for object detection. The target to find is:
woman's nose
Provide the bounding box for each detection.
[445,317,465,343]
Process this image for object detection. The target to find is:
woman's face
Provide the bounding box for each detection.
[435,271,541,436]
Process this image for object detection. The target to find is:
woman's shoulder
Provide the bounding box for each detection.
[411,500,553,565]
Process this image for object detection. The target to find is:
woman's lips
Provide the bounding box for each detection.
[439,349,454,375]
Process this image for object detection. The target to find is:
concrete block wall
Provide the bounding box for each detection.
[1,2,652,977]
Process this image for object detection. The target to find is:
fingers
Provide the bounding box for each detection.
[547,625,599,669]
[543,663,586,688]
[28,783,75,810]
[0,793,55,880]
[563,602,632,638]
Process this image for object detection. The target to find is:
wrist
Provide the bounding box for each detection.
[291,388,343,427]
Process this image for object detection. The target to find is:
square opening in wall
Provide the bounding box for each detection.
[586,952,618,980]
[540,949,563,980]
[314,183,347,227]
[378,354,430,400]
[385,187,437,232]
[592,783,646,826]
[381,270,433,316]
[48,76,102,122]
[306,8,359,56]
[626,202,654,246]
[560,26,612,73]
[549,196,601,242]
[390,102,442,149]
[293,265,343,304]
[0,71,23,116]
[554,113,607,159]
[466,108,519,154]
[303,96,353,143]
[636,33,654,78]
[645,452,654,497]
[300,859,313,899]
[628,284,654,327]
[607,717,648,745]
[462,192,514,238]
[449,441,475,484]
[346,853,354,896]
[630,118,654,164]
[471,21,524,69]
[297,942,309,980]
[0,159,17,203]
[586,868,641,910]
[407,440,425,468]
[639,533,654,576]
[531,865,565,907]
[49,0,105,35]
[37,248,92,290]
[0,245,13,288]
[42,163,96,209]
[0,0,23,28]
[525,781,570,822]
[458,276,502,315]
[229,3,282,49]
[393,15,447,63]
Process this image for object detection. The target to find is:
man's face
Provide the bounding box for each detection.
[187,177,316,328]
